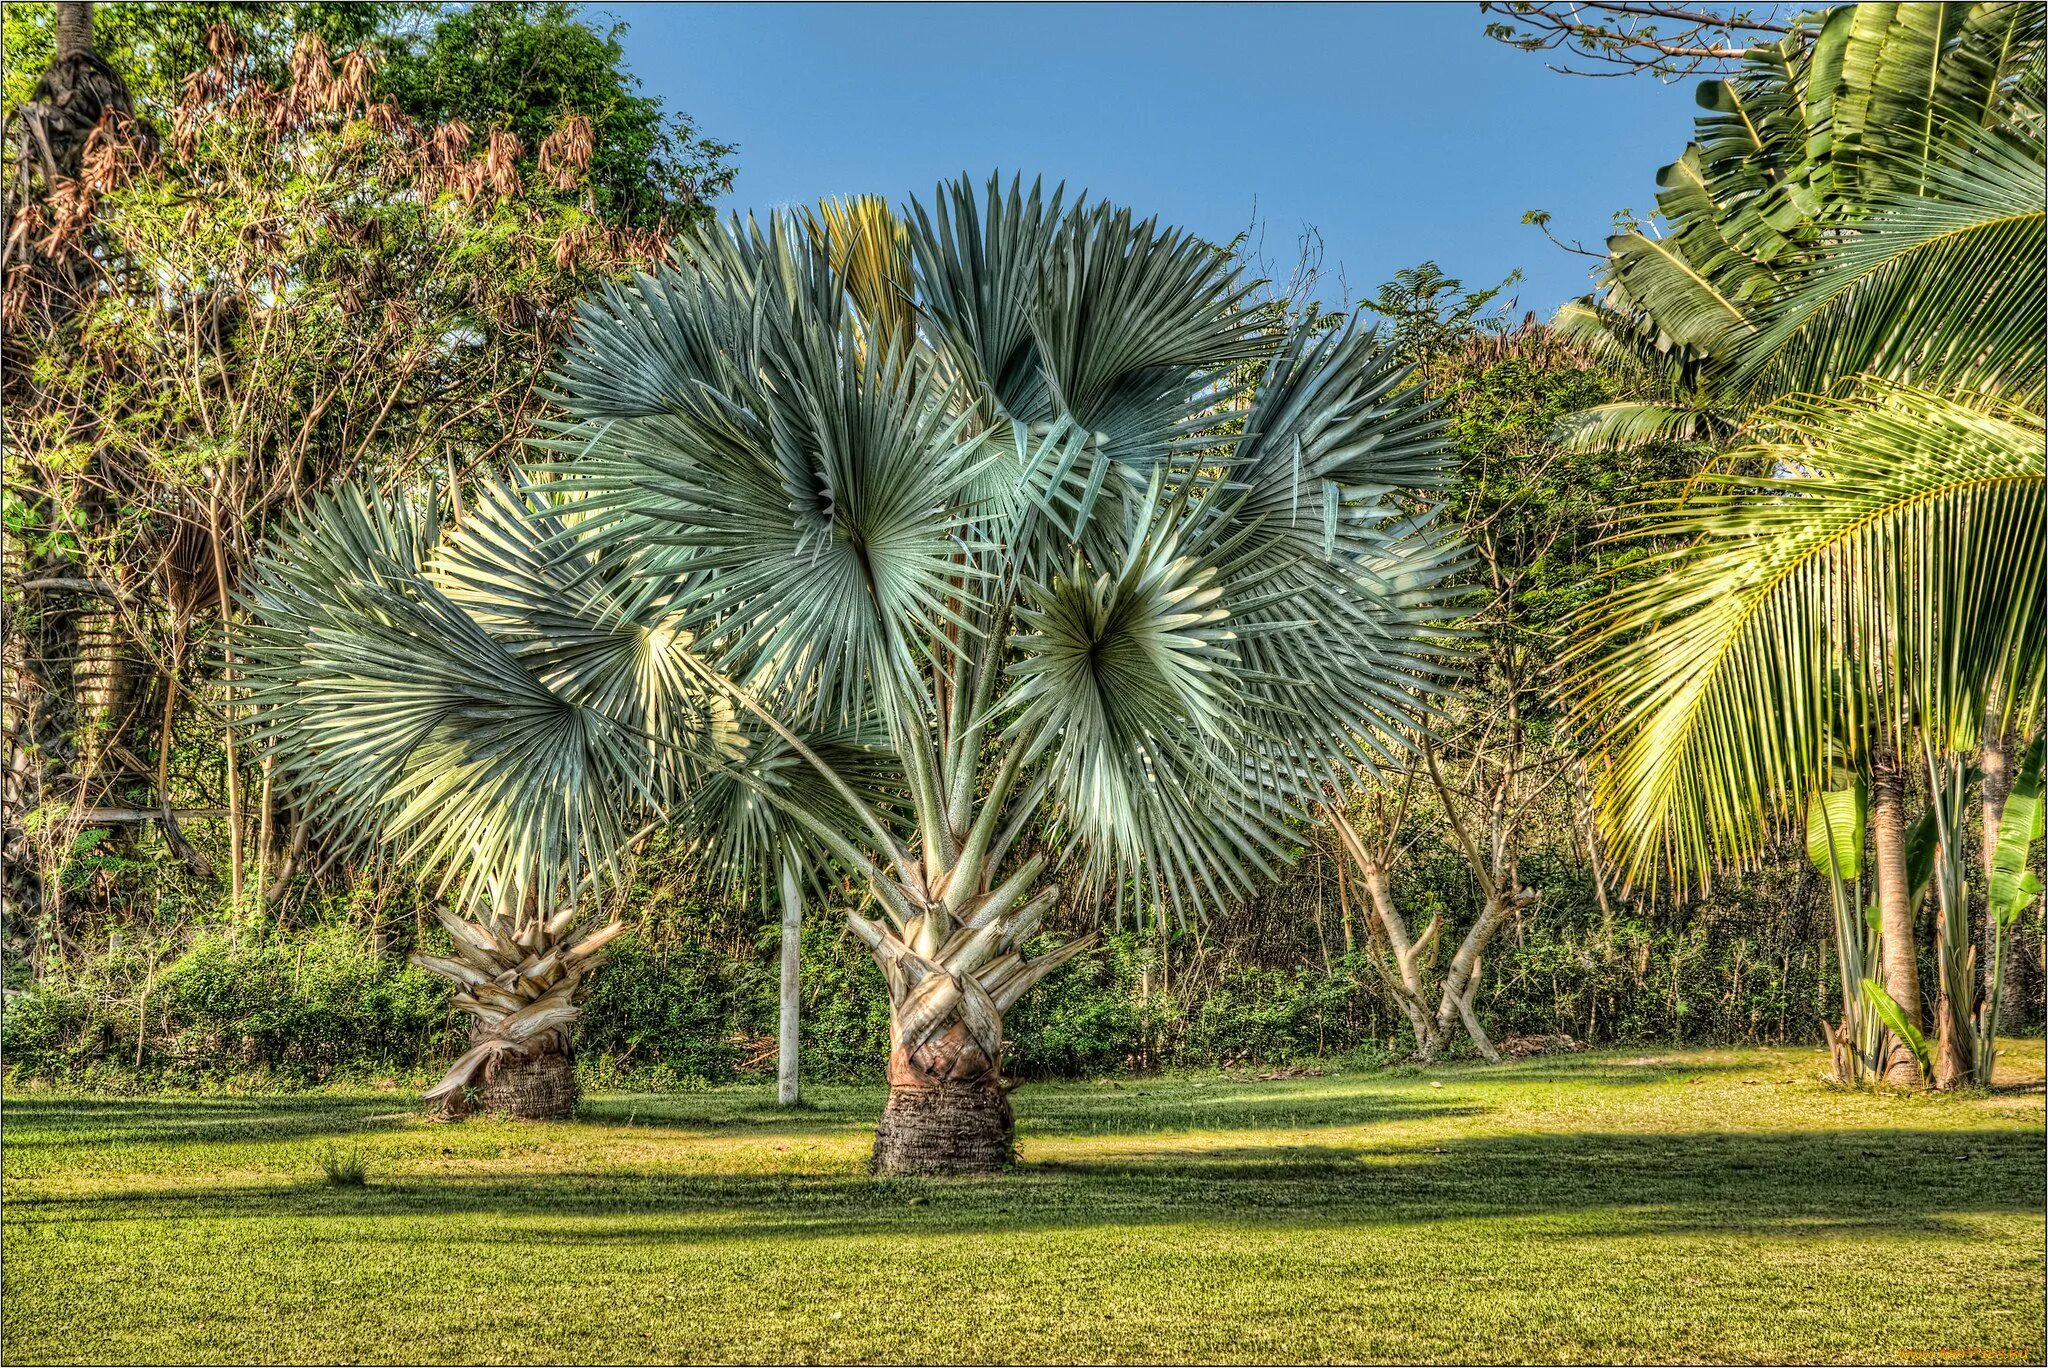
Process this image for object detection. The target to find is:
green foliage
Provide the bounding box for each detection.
[3,3,734,232]
[576,930,773,1087]
[1425,324,1706,693]
[3,925,456,1085]
[1804,783,1867,882]
[1362,260,1523,369]
[1991,736,2047,930]
[1570,386,2045,890]
[378,1,735,229]
[1,2,410,117]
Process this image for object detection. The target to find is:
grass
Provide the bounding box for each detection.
[318,1145,368,1187]
[3,1044,2043,1365]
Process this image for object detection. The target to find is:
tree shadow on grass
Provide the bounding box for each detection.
[14,1123,2037,1247]
[0,1094,416,1150]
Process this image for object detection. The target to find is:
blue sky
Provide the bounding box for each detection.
[617,2,1706,317]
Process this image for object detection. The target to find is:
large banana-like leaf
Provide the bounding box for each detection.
[1804,782,1867,883]
[1567,383,2045,890]
[1990,734,2046,928]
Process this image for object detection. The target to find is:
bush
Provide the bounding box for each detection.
[4,925,455,1085]
[577,928,775,1083]
[9,859,2040,1093]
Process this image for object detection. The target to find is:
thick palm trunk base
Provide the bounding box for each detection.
[478,1047,579,1119]
[872,1083,1014,1174]
[436,1047,579,1120]
[413,908,624,1121]
[847,879,1092,1176]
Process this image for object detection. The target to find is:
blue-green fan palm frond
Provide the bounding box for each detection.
[240,477,731,915]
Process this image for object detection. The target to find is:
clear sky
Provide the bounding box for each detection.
[616,2,1708,317]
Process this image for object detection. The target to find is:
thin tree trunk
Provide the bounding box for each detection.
[1872,751,1923,1085]
[1327,807,1439,1056]
[208,490,244,907]
[1431,898,1523,1062]
[776,850,802,1107]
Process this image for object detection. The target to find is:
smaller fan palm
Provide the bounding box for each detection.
[241,478,727,1117]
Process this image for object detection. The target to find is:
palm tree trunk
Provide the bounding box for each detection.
[414,908,624,1120]
[55,2,94,61]
[776,851,802,1107]
[873,1017,1016,1174]
[1872,752,1924,1085]
[849,876,1090,1175]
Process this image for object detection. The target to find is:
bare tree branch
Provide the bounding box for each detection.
[1480,2,1798,80]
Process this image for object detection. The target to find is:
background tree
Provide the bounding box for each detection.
[1327,295,1707,1061]
[3,3,736,232]
[3,3,409,122]
[379,1,735,231]
[1,21,680,962]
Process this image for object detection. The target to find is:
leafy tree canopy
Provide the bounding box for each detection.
[3,1,735,230]
[378,2,735,230]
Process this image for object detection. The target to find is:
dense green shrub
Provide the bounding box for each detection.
[161,928,453,1076]
[7,862,2039,1091]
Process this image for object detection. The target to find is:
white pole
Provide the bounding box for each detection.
[776,849,802,1106]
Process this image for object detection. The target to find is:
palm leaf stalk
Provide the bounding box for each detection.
[539,175,1463,1172]
[240,478,731,1118]
[1804,779,1883,1083]
[1978,733,2046,1082]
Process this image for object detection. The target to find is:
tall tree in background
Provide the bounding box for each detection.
[1562,3,2046,1088]
[1328,280,1706,1061]
[1,15,694,961]
[4,3,736,233]
[380,1,735,230]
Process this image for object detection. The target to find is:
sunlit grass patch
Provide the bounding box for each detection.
[3,1044,2041,1364]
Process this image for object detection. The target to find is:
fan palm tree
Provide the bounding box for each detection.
[1561,2,2046,1086]
[241,478,733,1118]
[527,175,1462,1171]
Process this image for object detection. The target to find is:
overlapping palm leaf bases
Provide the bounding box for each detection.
[543,174,1461,1169]
[1565,384,2045,891]
[240,476,734,1114]
[1556,1,2045,449]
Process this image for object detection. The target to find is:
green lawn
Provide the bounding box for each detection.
[3,1045,2042,1365]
